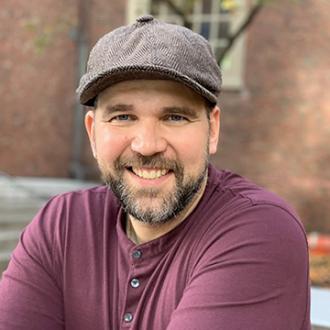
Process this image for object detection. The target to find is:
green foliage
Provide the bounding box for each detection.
[34,33,52,55]
[23,15,75,55]
[23,18,50,54]
[221,0,239,11]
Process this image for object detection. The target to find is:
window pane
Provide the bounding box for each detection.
[218,21,230,38]
[202,0,212,14]
[201,22,210,39]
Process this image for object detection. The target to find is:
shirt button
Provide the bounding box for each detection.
[132,250,142,259]
[130,278,140,288]
[123,312,133,323]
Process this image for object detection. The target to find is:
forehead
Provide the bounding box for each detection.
[97,80,206,108]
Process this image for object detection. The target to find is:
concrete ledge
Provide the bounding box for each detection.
[0,251,11,263]
[311,287,330,328]
[0,176,98,199]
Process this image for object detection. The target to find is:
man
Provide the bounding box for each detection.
[0,15,310,329]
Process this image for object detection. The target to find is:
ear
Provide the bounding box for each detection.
[208,106,220,155]
[85,110,97,158]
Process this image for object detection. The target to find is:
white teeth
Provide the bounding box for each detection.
[132,167,168,179]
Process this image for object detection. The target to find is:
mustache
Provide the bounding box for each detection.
[114,154,181,172]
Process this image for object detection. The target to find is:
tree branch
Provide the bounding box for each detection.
[217,3,264,64]
[158,0,192,29]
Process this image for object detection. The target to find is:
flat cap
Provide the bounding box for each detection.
[77,15,222,106]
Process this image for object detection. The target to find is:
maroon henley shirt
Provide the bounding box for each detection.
[0,165,311,329]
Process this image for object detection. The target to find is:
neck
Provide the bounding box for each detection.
[126,176,207,244]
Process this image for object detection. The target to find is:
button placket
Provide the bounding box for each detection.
[122,249,143,327]
[131,250,142,289]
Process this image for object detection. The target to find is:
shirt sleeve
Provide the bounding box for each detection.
[166,203,311,330]
[0,197,65,330]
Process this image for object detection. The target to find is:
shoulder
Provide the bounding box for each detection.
[37,185,119,218]
[208,165,295,208]
[206,165,302,224]
[13,186,120,274]
[44,185,112,207]
[23,185,120,246]
[196,165,308,261]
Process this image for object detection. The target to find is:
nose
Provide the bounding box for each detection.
[131,122,168,156]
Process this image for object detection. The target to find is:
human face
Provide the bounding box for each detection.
[85,80,220,225]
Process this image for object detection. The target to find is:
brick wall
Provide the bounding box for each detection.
[0,0,126,178]
[215,0,330,232]
[0,0,77,176]
[1,0,329,232]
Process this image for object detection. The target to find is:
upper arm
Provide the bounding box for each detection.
[166,204,311,330]
[0,198,65,330]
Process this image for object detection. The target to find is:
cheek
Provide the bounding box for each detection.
[168,130,209,164]
[94,129,131,160]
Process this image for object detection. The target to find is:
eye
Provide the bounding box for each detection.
[107,114,136,123]
[165,114,189,122]
[112,114,132,121]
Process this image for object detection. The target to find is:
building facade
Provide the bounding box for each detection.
[1,0,329,232]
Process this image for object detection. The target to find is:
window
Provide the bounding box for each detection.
[127,0,248,90]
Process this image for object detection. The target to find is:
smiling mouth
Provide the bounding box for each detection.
[129,167,170,180]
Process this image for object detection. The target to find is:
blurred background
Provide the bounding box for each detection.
[1,0,330,327]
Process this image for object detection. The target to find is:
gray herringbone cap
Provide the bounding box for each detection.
[77,15,222,106]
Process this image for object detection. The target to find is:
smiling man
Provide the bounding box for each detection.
[0,16,310,330]
[85,79,219,243]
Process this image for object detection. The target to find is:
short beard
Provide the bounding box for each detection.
[101,154,208,225]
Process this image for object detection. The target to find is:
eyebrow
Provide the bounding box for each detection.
[103,104,134,115]
[162,106,199,119]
